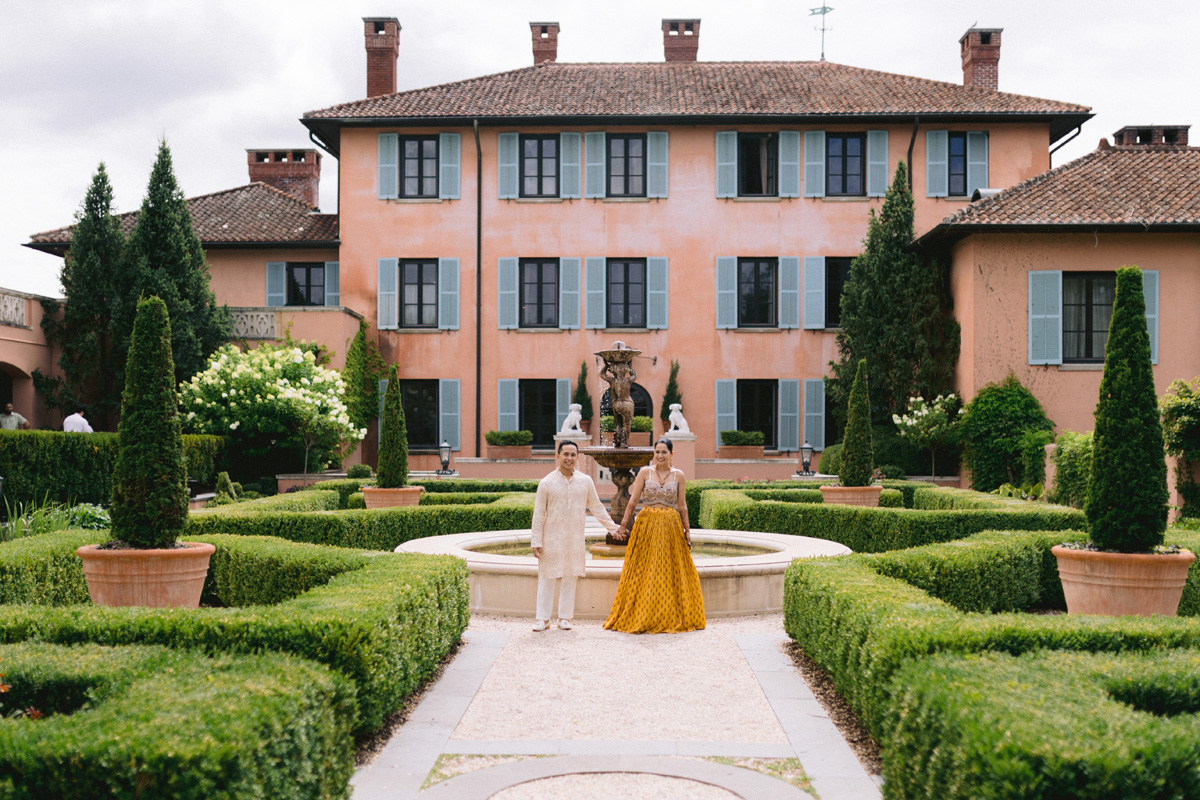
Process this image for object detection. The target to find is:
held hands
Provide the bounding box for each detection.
[532,546,543,559]
[613,525,629,542]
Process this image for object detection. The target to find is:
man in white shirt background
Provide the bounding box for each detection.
[63,407,93,433]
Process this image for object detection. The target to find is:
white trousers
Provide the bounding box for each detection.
[535,575,578,621]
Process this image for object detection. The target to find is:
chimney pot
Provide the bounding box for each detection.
[363,17,401,98]
[1111,125,1190,147]
[959,27,1002,90]
[530,21,560,64]
[247,149,322,208]
[662,19,700,62]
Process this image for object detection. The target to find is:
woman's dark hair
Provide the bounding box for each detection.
[557,439,580,454]
[654,437,673,453]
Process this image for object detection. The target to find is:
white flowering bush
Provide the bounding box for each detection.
[180,344,366,478]
[893,394,963,479]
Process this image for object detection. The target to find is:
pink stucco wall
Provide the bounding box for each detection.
[952,231,1200,435]
[0,290,60,429]
[208,248,340,307]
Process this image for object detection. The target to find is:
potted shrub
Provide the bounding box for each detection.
[76,297,215,608]
[630,415,654,447]
[485,429,534,459]
[822,360,883,507]
[1052,267,1193,616]
[719,430,765,459]
[572,362,594,436]
[363,365,423,508]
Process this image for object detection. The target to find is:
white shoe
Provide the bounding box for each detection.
[532,620,550,632]
[558,619,573,630]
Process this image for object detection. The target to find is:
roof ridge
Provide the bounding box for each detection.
[304,64,546,117]
[940,148,1110,224]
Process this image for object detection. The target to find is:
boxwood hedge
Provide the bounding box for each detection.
[0,642,355,800]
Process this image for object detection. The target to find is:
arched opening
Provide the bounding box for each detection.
[600,383,653,420]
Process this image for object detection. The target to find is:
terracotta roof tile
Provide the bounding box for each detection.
[933,146,1200,230]
[27,183,338,252]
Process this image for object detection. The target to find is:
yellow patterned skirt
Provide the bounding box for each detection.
[603,507,706,634]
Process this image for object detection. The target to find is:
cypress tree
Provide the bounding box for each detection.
[342,320,370,430]
[109,297,187,549]
[1086,266,1168,552]
[839,360,875,487]
[828,160,960,429]
[376,365,409,488]
[660,359,683,423]
[572,362,594,421]
[34,163,128,429]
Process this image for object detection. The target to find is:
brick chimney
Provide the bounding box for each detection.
[363,17,401,98]
[960,27,1002,90]
[1112,125,1190,147]
[662,19,700,62]
[248,149,322,208]
[530,22,560,64]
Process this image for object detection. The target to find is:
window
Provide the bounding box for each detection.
[826,134,866,196]
[286,263,325,306]
[607,134,646,197]
[948,133,967,197]
[401,260,438,328]
[519,379,559,448]
[738,380,778,451]
[398,380,439,449]
[738,133,778,196]
[1063,272,1116,362]
[520,259,558,327]
[400,136,439,198]
[824,257,854,329]
[607,259,646,327]
[738,258,776,327]
[521,135,558,198]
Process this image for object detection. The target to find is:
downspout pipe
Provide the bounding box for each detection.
[1049,125,1083,168]
[473,119,483,458]
[907,115,919,193]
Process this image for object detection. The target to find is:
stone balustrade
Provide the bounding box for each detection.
[0,292,27,328]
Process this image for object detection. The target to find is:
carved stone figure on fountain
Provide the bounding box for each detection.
[599,359,636,449]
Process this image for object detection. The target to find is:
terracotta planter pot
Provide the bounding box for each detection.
[579,419,592,436]
[362,486,424,508]
[629,432,653,447]
[76,542,215,609]
[486,445,533,459]
[820,485,883,507]
[1052,545,1196,617]
[719,445,764,459]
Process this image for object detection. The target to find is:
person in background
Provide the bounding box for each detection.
[0,403,29,430]
[63,406,93,433]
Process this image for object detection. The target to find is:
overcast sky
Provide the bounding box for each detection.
[2,0,1197,298]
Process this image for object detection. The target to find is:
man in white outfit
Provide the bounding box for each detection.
[63,407,93,433]
[530,439,618,631]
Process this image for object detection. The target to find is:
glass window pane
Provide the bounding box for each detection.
[542,176,555,195]
[846,175,861,195]
[403,306,418,326]
[404,177,418,195]
[629,176,643,195]
[829,137,843,157]
[847,137,862,156]
[404,160,418,177]
[404,141,419,158]
[544,139,556,157]
[422,140,436,158]
[422,306,437,326]
[423,177,437,196]
[524,140,538,157]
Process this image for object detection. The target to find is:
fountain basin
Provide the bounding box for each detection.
[396,527,851,618]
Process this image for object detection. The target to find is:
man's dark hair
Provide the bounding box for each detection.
[557,439,580,454]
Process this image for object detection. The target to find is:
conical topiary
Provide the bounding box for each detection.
[1086,266,1168,552]
[376,365,409,489]
[661,359,682,423]
[109,296,188,549]
[572,362,594,421]
[839,360,875,487]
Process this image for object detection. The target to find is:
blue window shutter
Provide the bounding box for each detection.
[804,379,825,451]
[1143,270,1159,365]
[646,257,668,329]
[497,132,518,199]
[438,257,460,330]
[439,379,461,451]
[559,257,581,330]
[779,131,801,197]
[803,131,826,198]
[323,261,340,306]
[560,132,582,199]
[498,379,519,432]
[926,130,949,197]
[716,131,737,198]
[803,257,825,330]
[377,258,398,330]
[647,132,669,198]
[556,378,572,432]
[439,133,460,199]
[966,131,989,197]
[778,257,800,329]
[585,132,606,198]
[715,380,737,451]
[498,258,519,330]
[585,257,607,329]
[378,133,398,199]
[266,262,286,307]
[867,130,889,197]
[716,257,737,329]
[778,380,801,452]
[1028,270,1063,365]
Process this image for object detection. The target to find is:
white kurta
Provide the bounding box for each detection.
[530,469,618,579]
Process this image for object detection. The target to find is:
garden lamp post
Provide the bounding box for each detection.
[800,442,815,475]
[436,440,453,475]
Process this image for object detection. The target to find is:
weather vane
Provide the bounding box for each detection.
[810,6,834,60]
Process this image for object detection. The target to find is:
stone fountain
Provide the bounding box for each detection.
[583,342,654,554]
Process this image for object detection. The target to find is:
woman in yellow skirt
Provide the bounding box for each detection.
[604,438,706,633]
